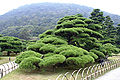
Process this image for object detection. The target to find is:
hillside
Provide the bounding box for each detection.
[0,2,120,39]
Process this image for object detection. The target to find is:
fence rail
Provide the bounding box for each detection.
[0,61,19,78]
[56,59,120,80]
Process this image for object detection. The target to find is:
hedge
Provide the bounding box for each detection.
[39,54,66,67]
[19,57,43,71]
[15,50,43,64]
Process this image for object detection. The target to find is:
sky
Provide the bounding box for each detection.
[0,0,120,15]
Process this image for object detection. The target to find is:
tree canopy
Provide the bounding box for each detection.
[16,12,120,71]
[0,36,25,56]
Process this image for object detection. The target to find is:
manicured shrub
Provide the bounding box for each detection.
[27,43,45,52]
[74,24,85,27]
[38,37,68,45]
[84,19,94,24]
[15,14,109,71]
[15,50,43,64]
[54,45,89,55]
[66,57,83,66]
[90,49,105,58]
[66,55,94,67]
[44,29,54,35]
[39,44,56,54]
[56,24,63,29]
[54,45,72,54]
[99,43,120,56]
[60,49,84,58]
[77,17,86,20]
[39,54,66,67]
[89,52,98,59]
[55,28,79,37]
[88,24,102,30]
[79,33,90,37]
[19,57,43,71]
[73,19,85,24]
[44,53,55,57]
[80,55,95,67]
[62,21,74,28]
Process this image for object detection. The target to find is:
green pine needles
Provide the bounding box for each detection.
[16,13,120,71]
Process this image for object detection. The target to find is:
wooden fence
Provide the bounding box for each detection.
[56,59,120,80]
[0,61,19,78]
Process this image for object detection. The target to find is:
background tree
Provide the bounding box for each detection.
[116,24,120,47]
[90,9,118,46]
[89,9,105,24]
[0,36,25,56]
[102,16,117,44]
[18,28,31,40]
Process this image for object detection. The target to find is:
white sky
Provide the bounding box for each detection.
[0,0,120,15]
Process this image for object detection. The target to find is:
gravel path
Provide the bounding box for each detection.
[96,67,120,80]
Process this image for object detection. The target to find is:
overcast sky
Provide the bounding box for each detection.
[0,0,120,15]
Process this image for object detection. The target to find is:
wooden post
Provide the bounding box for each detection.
[81,67,88,80]
[56,74,63,80]
[90,65,96,80]
[61,72,69,80]
[6,63,10,73]
[69,70,77,80]
[0,69,3,78]
[86,66,92,80]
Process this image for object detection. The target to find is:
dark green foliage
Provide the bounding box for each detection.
[59,50,84,58]
[54,45,89,55]
[88,24,102,31]
[74,24,86,27]
[44,53,55,57]
[27,43,45,52]
[56,24,63,29]
[0,36,24,56]
[89,52,98,59]
[39,44,56,54]
[90,49,105,58]
[38,37,68,45]
[80,55,94,67]
[55,28,79,37]
[66,57,83,66]
[102,16,117,44]
[100,43,120,55]
[15,50,43,64]
[66,55,94,67]
[0,34,2,37]
[39,54,66,67]
[43,29,54,35]
[90,9,105,24]
[73,19,85,24]
[16,12,120,71]
[116,26,120,47]
[62,21,74,28]
[84,19,93,24]
[19,57,43,71]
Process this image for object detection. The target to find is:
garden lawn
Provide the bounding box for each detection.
[0,57,16,65]
[1,68,74,80]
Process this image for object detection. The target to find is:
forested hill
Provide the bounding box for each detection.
[0,2,120,39]
[0,3,93,31]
